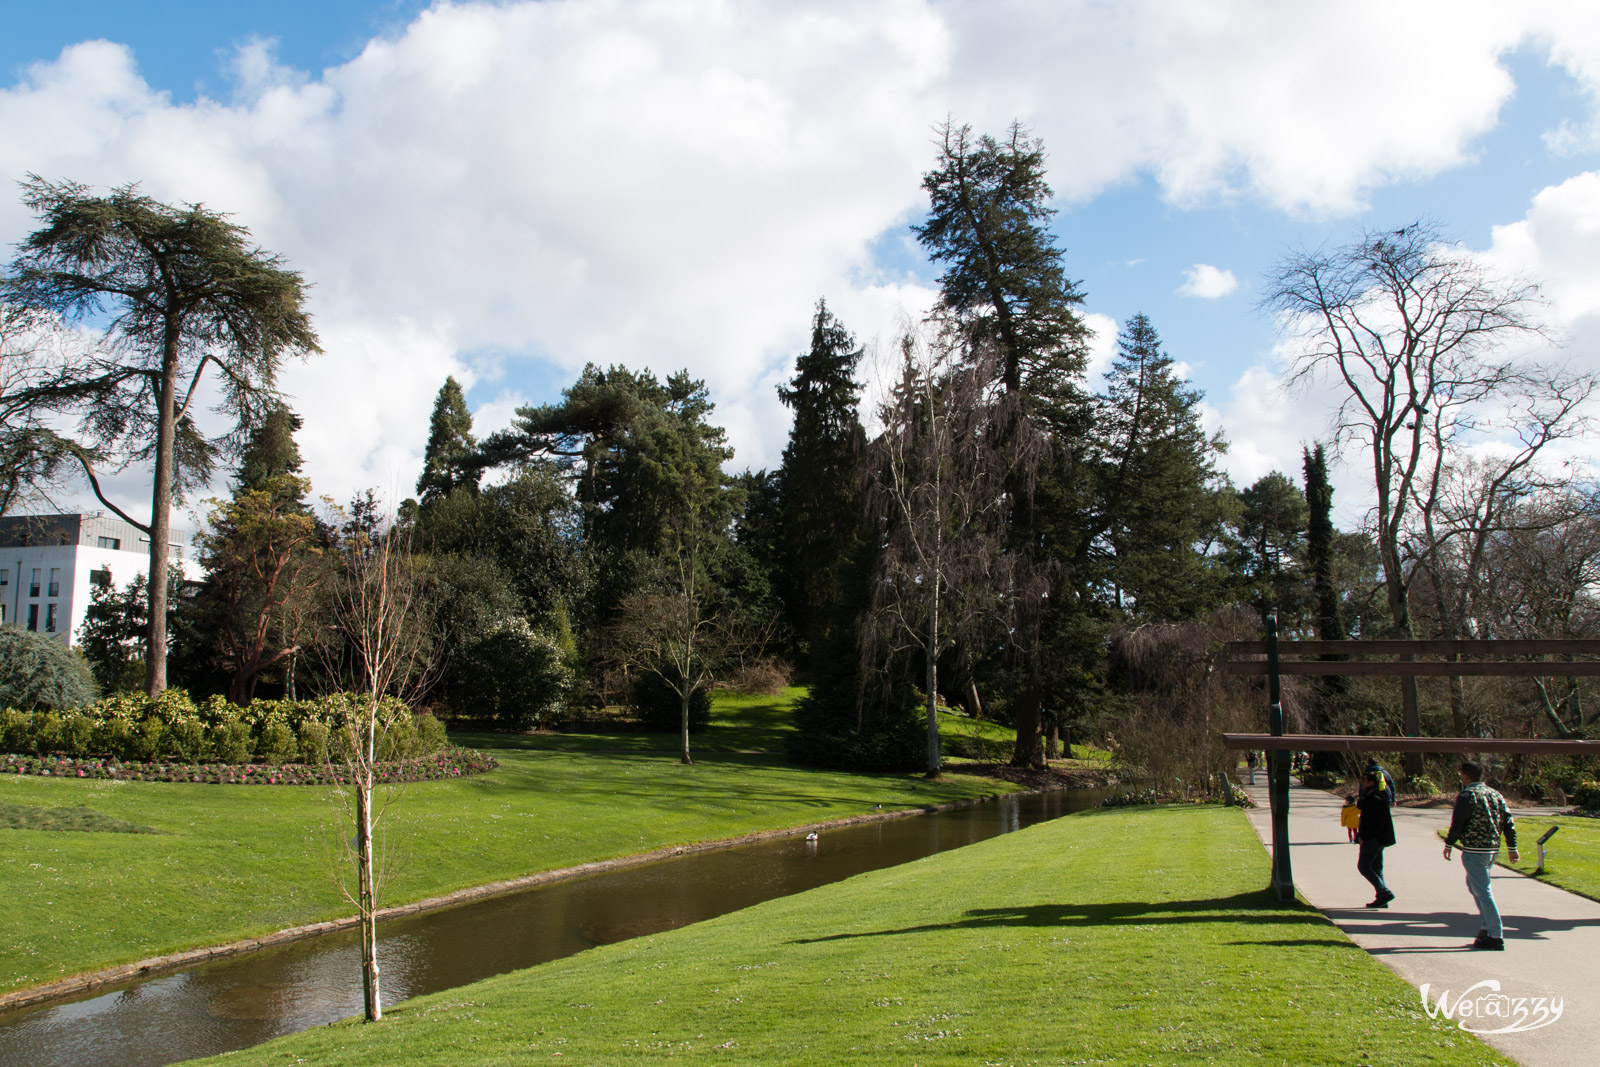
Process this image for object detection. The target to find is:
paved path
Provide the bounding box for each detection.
[1242,782,1600,1066]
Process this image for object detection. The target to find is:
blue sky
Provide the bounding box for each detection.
[4,1,1600,524]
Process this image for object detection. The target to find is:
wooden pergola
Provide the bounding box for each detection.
[1219,621,1600,901]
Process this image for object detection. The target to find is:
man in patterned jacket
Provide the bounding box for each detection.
[1442,760,1520,951]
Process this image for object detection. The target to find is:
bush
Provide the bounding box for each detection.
[297,720,330,765]
[0,625,98,711]
[726,658,792,696]
[632,671,712,734]
[1398,773,1439,796]
[449,619,570,730]
[1574,779,1600,812]
[1298,771,1341,790]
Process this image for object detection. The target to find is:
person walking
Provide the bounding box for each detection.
[1355,769,1396,908]
[1442,760,1519,951]
[1364,757,1396,803]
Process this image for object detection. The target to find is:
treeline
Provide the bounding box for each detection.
[8,127,1599,778]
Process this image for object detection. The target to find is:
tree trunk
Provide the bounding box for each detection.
[356,767,381,1022]
[681,690,693,765]
[1009,684,1044,769]
[144,336,179,697]
[925,647,940,777]
[1044,717,1060,760]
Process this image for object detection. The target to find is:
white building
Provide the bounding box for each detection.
[0,513,199,646]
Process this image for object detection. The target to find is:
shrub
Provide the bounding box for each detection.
[449,619,570,730]
[1298,771,1341,790]
[0,625,98,711]
[1398,773,1439,796]
[727,658,792,696]
[631,671,711,734]
[1574,779,1600,812]
[257,717,299,764]
[297,721,330,765]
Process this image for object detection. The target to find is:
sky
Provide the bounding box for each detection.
[5,0,1600,531]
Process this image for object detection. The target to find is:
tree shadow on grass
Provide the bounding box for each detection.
[789,890,1321,944]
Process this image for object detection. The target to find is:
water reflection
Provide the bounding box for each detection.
[0,788,1110,1067]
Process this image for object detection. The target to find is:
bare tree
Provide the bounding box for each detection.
[862,331,1045,774]
[1265,220,1591,768]
[320,522,438,1023]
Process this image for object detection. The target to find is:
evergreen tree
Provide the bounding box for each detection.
[774,300,865,657]
[1303,444,1345,641]
[914,121,1090,395]
[3,178,320,694]
[1094,314,1227,620]
[237,402,306,498]
[914,120,1091,767]
[416,376,479,508]
[1232,471,1309,624]
[76,572,148,693]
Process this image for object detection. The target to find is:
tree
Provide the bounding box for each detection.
[196,474,325,702]
[415,376,479,508]
[1092,314,1228,620]
[1231,471,1308,625]
[915,121,1089,395]
[1266,221,1593,767]
[0,624,98,710]
[1,178,319,696]
[773,300,865,657]
[237,402,307,502]
[76,571,148,693]
[862,333,1037,774]
[322,522,438,1023]
[913,120,1091,767]
[0,306,80,517]
[1303,444,1344,642]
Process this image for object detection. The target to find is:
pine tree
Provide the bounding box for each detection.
[914,121,1090,396]
[1095,314,1227,620]
[774,300,865,657]
[914,120,1091,767]
[416,377,479,508]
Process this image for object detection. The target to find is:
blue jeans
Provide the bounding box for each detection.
[1462,851,1502,940]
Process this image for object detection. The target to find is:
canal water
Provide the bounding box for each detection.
[0,787,1111,1067]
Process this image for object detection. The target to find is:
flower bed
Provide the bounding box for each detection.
[0,746,497,785]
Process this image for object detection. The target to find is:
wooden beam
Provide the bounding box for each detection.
[1223,639,1600,657]
[1222,733,1600,755]
[1220,659,1600,677]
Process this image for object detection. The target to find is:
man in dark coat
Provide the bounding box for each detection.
[1356,769,1397,907]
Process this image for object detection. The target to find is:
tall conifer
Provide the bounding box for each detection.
[417,376,479,507]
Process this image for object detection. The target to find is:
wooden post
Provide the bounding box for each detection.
[1266,613,1294,901]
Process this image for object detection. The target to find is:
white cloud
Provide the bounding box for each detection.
[0,0,1592,514]
[1178,263,1239,299]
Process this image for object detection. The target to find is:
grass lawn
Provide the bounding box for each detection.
[1501,814,1600,902]
[197,805,1501,1067]
[0,689,1022,996]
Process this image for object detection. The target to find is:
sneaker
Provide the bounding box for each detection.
[1364,898,1390,909]
[1471,935,1505,951]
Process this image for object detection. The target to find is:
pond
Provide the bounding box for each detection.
[0,786,1113,1067]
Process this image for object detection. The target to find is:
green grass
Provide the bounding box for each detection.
[198,806,1502,1067]
[0,801,159,834]
[0,689,1018,995]
[1501,814,1600,901]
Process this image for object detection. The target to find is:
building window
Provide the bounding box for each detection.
[0,568,7,588]
[27,604,38,631]
[47,568,60,598]
[98,535,121,550]
[45,603,57,633]
[29,568,40,597]
[90,569,111,589]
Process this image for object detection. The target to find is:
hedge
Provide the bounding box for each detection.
[0,747,497,785]
[1,689,450,766]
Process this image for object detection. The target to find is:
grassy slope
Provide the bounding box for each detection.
[1501,814,1600,902]
[0,690,1019,994]
[199,805,1501,1067]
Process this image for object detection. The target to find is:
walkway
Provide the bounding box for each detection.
[1242,781,1600,1067]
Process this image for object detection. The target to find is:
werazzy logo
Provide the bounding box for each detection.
[1420,980,1563,1034]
